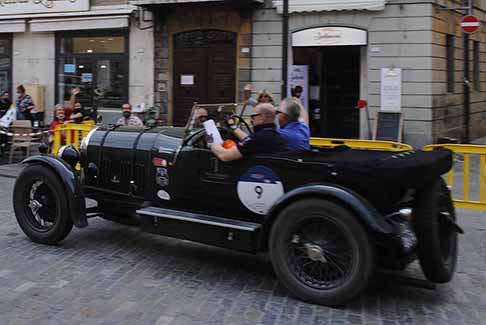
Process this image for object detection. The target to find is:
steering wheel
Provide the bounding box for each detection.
[227,115,253,135]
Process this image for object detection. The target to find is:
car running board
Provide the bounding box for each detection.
[136,207,261,253]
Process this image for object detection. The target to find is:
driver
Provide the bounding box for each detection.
[210,103,287,161]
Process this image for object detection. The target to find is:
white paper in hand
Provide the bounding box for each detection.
[203,120,223,145]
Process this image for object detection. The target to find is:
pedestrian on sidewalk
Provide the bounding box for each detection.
[15,85,35,122]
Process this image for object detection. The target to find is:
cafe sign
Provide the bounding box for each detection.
[292,27,367,47]
[0,0,89,15]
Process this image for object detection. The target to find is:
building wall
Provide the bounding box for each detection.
[432,0,486,141]
[251,0,486,147]
[153,6,252,124]
[251,1,283,102]
[12,32,56,120]
[129,16,155,109]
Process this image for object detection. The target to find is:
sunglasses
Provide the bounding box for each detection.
[250,113,262,120]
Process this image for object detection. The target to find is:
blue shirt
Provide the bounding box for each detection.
[279,121,310,151]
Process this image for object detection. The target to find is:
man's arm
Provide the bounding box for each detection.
[210,143,243,162]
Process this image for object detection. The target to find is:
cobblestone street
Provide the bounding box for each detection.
[0,175,485,325]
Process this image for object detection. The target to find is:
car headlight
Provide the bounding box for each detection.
[58,145,79,169]
[80,127,97,153]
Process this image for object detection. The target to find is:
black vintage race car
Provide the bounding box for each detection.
[12,104,462,306]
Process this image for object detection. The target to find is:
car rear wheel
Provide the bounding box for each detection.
[13,164,73,244]
[414,178,458,283]
[269,199,375,306]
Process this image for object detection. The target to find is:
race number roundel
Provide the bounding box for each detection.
[237,166,284,215]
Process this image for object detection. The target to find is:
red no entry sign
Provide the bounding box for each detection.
[461,15,481,34]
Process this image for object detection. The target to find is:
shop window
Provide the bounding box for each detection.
[0,36,12,95]
[56,31,128,113]
[60,36,125,54]
[446,35,454,93]
[473,41,480,92]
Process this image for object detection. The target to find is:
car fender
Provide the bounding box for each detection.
[22,155,87,228]
[258,184,396,250]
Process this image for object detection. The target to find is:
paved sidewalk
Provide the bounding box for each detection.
[0,163,22,179]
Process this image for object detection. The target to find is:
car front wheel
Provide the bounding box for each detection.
[13,164,73,244]
[269,199,375,306]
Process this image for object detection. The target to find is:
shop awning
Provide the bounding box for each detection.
[0,20,26,33]
[30,15,130,32]
[272,0,386,13]
[129,0,263,5]
[0,5,135,32]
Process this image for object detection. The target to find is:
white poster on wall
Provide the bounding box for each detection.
[380,68,402,112]
[287,65,309,110]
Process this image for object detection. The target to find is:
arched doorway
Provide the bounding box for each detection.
[173,30,237,126]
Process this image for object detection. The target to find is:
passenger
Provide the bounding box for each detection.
[277,98,310,151]
[115,104,144,127]
[210,103,287,162]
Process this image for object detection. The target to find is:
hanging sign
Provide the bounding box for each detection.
[292,27,367,47]
[380,68,402,112]
[287,65,309,111]
[461,15,481,34]
[1,0,89,15]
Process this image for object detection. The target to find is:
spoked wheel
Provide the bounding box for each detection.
[270,199,375,306]
[414,178,458,283]
[13,164,73,244]
[287,220,353,291]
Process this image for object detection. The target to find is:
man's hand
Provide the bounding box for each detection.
[210,142,243,162]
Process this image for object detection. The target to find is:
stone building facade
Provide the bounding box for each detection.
[251,0,486,146]
[0,0,154,124]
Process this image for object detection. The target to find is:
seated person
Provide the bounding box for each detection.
[210,103,287,162]
[277,98,310,151]
[116,104,144,127]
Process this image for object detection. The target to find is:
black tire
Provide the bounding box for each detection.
[13,164,73,244]
[414,178,458,283]
[269,199,375,306]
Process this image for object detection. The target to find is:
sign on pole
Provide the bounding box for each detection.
[288,65,309,111]
[461,15,481,34]
[380,68,402,112]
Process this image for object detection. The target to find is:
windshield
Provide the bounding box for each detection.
[185,102,250,134]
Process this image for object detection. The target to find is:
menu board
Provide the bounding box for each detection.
[374,112,403,142]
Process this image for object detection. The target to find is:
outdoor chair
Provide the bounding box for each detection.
[9,120,40,164]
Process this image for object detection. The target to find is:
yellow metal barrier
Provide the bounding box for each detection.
[423,144,486,211]
[311,137,413,152]
[51,123,95,155]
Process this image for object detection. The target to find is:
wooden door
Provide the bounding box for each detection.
[173,30,236,126]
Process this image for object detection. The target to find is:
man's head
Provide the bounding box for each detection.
[251,103,276,127]
[277,98,301,127]
[122,103,132,118]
